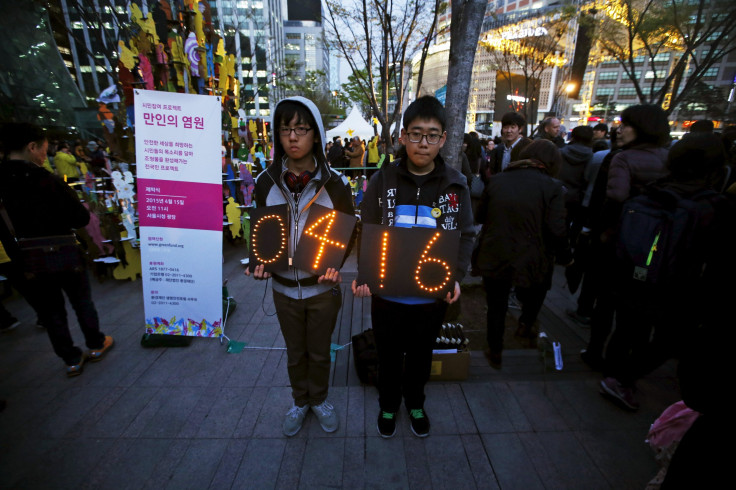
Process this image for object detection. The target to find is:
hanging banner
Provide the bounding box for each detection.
[135,89,223,337]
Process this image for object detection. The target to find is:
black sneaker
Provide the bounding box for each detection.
[0,318,20,333]
[408,408,430,437]
[566,309,592,326]
[377,410,397,438]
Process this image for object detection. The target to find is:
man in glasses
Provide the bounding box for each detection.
[353,96,475,438]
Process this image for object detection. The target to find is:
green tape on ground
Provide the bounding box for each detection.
[227,340,247,353]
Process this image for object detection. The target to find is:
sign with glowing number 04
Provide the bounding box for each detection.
[249,204,357,274]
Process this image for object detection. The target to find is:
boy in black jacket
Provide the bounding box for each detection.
[352,96,474,438]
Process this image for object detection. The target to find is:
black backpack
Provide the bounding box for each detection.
[615,188,718,286]
[351,328,378,385]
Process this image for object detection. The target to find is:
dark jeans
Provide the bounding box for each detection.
[272,287,342,407]
[371,295,447,412]
[0,261,43,320]
[26,269,104,365]
[584,241,618,358]
[605,284,686,386]
[482,276,547,352]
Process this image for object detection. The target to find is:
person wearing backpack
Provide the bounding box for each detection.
[600,132,729,411]
[578,105,670,371]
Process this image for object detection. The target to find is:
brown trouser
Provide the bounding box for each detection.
[272,287,342,406]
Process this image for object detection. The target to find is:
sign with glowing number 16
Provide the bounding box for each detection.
[357,223,460,298]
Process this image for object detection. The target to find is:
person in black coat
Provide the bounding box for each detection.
[0,123,112,377]
[474,139,573,367]
[326,136,344,167]
[559,125,594,241]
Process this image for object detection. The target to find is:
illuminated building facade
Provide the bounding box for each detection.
[413,0,736,135]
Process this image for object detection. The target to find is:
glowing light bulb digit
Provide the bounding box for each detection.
[379,231,389,289]
[253,214,287,264]
[415,232,451,293]
[304,211,346,270]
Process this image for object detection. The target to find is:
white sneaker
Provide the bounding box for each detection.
[283,404,309,436]
[311,400,338,433]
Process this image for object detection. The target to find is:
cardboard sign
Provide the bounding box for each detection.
[292,204,357,273]
[248,204,290,273]
[357,224,460,298]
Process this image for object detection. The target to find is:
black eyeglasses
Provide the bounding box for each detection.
[406,131,442,144]
[279,126,313,137]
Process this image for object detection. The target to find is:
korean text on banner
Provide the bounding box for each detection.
[135,90,223,337]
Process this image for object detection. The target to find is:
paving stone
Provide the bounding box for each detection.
[11,437,116,489]
[342,437,366,488]
[132,386,205,439]
[231,438,285,488]
[84,438,180,489]
[481,433,546,490]
[299,437,345,488]
[160,439,230,489]
[461,434,500,489]
[517,431,609,489]
[446,383,478,434]
[75,386,159,438]
[576,429,659,489]
[509,381,572,432]
[345,385,366,437]
[364,436,410,489]
[194,387,253,439]
[402,436,432,489]
[0,246,680,489]
[232,385,269,438]
[423,435,478,488]
[423,384,460,435]
[463,382,533,434]
[207,439,249,489]
[275,437,307,488]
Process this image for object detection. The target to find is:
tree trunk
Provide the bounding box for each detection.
[442,0,487,171]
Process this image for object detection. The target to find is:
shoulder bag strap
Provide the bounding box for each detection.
[0,199,17,239]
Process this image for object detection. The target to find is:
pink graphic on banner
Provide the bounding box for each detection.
[138,178,221,231]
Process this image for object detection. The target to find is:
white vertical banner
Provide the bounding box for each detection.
[135,90,223,337]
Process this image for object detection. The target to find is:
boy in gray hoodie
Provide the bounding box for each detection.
[246,97,354,436]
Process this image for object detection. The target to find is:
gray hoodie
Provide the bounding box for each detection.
[254,97,354,300]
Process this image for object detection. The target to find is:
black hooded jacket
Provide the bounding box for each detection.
[559,143,593,206]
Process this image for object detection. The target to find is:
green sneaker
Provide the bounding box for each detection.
[408,408,430,437]
[283,404,309,437]
[377,410,397,438]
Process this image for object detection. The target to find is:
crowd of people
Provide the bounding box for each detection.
[2,96,733,483]
[470,106,734,484]
[325,133,389,179]
[42,137,117,181]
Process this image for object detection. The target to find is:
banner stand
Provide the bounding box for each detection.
[140,333,194,348]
